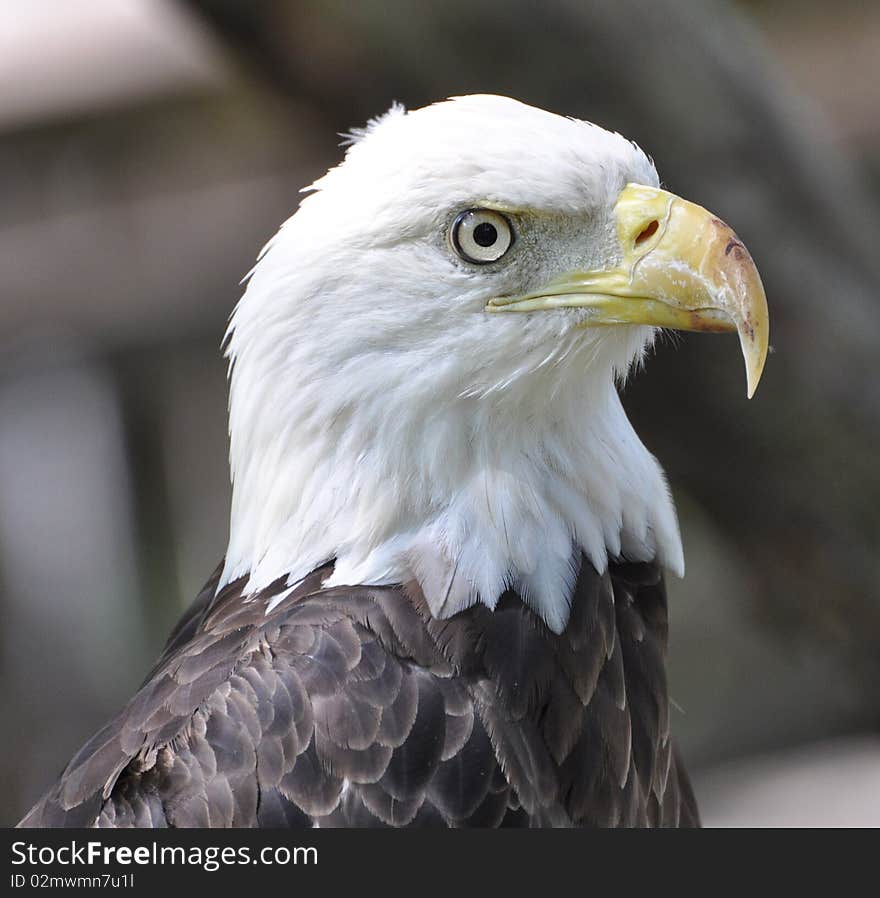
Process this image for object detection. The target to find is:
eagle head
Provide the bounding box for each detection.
[222,95,768,633]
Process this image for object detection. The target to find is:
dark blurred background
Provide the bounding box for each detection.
[2,0,879,826]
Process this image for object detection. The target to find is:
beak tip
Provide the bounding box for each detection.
[738,301,769,400]
[743,345,767,399]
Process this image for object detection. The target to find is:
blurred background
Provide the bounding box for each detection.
[1,0,879,827]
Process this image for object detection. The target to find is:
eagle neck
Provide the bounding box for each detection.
[221,344,682,633]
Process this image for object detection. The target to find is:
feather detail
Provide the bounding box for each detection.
[19,557,698,828]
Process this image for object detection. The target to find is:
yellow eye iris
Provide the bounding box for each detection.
[451,209,514,264]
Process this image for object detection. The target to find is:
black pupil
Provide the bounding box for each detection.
[473,221,498,247]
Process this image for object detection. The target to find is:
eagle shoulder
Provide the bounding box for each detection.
[18,558,698,828]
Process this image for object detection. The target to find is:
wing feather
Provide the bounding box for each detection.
[18,557,698,828]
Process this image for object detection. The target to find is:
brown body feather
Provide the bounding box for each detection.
[19,556,698,828]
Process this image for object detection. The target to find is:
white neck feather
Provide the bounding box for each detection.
[221,292,683,633]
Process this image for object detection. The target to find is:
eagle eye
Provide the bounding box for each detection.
[450,209,514,264]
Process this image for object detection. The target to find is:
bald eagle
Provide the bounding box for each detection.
[20,96,767,828]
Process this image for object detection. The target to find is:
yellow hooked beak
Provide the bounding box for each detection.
[486,183,769,397]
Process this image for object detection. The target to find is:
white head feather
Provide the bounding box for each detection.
[221,95,683,633]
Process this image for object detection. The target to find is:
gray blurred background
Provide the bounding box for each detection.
[2,0,879,827]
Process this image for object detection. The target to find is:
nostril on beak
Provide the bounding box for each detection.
[635,220,659,245]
